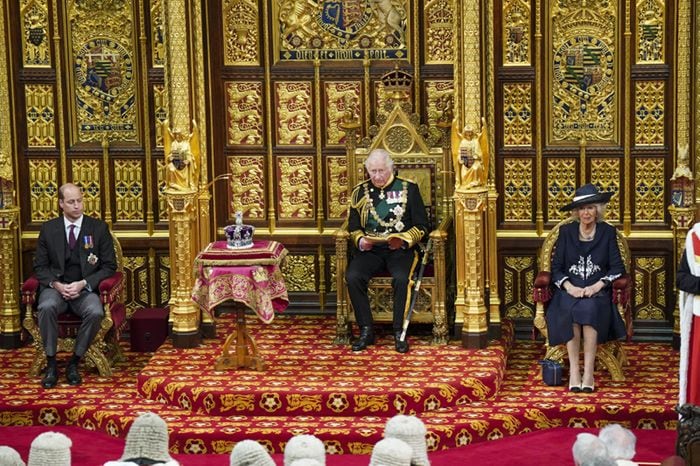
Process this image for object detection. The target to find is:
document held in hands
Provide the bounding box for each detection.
[364,233,403,244]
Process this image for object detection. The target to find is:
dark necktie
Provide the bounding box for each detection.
[68,224,77,250]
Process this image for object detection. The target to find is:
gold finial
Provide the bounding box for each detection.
[380,65,412,102]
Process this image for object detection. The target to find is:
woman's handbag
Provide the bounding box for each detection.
[539,359,563,386]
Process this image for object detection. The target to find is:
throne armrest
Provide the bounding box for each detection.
[334,221,350,263]
[334,223,350,241]
[99,272,124,305]
[429,225,449,290]
[429,219,450,243]
[611,274,631,305]
[21,276,39,305]
[612,273,633,341]
[533,271,552,303]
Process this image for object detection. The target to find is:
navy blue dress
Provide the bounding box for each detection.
[545,221,628,346]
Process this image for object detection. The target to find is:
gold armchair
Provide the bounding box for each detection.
[334,88,454,345]
[532,218,632,381]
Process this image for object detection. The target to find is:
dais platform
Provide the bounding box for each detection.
[0,315,679,456]
[137,314,511,418]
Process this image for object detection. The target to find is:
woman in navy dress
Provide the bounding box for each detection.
[545,184,627,393]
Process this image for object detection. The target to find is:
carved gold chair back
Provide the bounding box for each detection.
[335,100,454,345]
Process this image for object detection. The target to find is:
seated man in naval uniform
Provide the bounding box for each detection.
[345,149,429,353]
[33,183,116,388]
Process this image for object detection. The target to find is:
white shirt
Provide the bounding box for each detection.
[63,215,84,243]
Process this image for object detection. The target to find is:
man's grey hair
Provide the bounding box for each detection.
[598,423,636,460]
[573,433,612,466]
[365,148,394,171]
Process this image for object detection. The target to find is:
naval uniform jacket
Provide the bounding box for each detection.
[347,175,429,249]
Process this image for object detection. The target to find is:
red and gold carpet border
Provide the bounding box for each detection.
[0,315,678,455]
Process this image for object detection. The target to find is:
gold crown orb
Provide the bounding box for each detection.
[381,66,412,101]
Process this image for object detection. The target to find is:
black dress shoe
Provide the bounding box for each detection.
[41,365,58,389]
[394,331,409,353]
[66,363,82,386]
[352,326,376,351]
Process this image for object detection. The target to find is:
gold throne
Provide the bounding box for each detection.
[532,218,632,381]
[334,69,454,345]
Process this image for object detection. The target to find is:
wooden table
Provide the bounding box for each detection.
[191,240,288,370]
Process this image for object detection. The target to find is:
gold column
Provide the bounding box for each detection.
[486,185,501,337]
[137,2,155,235]
[534,0,544,234]
[622,0,632,235]
[192,0,211,252]
[333,117,360,344]
[674,0,691,347]
[163,0,204,347]
[452,0,488,347]
[0,0,21,349]
[459,0,482,125]
[453,188,488,348]
[483,0,500,338]
[675,0,690,164]
[0,207,21,348]
[166,190,200,347]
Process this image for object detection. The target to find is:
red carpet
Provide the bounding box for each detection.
[0,425,676,465]
[136,317,511,417]
[0,314,679,458]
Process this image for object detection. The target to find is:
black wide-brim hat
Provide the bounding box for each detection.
[561,183,613,211]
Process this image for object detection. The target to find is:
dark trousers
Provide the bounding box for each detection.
[37,288,104,358]
[345,246,419,331]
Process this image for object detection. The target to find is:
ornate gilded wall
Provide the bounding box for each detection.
[497,0,682,338]
[11,0,170,315]
[209,0,456,312]
[8,0,457,316]
[4,0,693,339]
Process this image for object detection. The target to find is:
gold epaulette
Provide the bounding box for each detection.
[351,179,368,190]
[349,181,368,208]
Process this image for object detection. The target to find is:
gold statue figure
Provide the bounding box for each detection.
[163,120,200,192]
[451,117,489,189]
[0,150,11,182]
[672,143,693,181]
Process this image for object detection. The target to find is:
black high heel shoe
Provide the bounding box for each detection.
[581,383,595,393]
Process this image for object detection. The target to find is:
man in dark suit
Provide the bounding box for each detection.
[33,183,116,388]
[345,149,429,353]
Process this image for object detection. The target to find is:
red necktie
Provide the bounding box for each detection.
[68,224,77,250]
